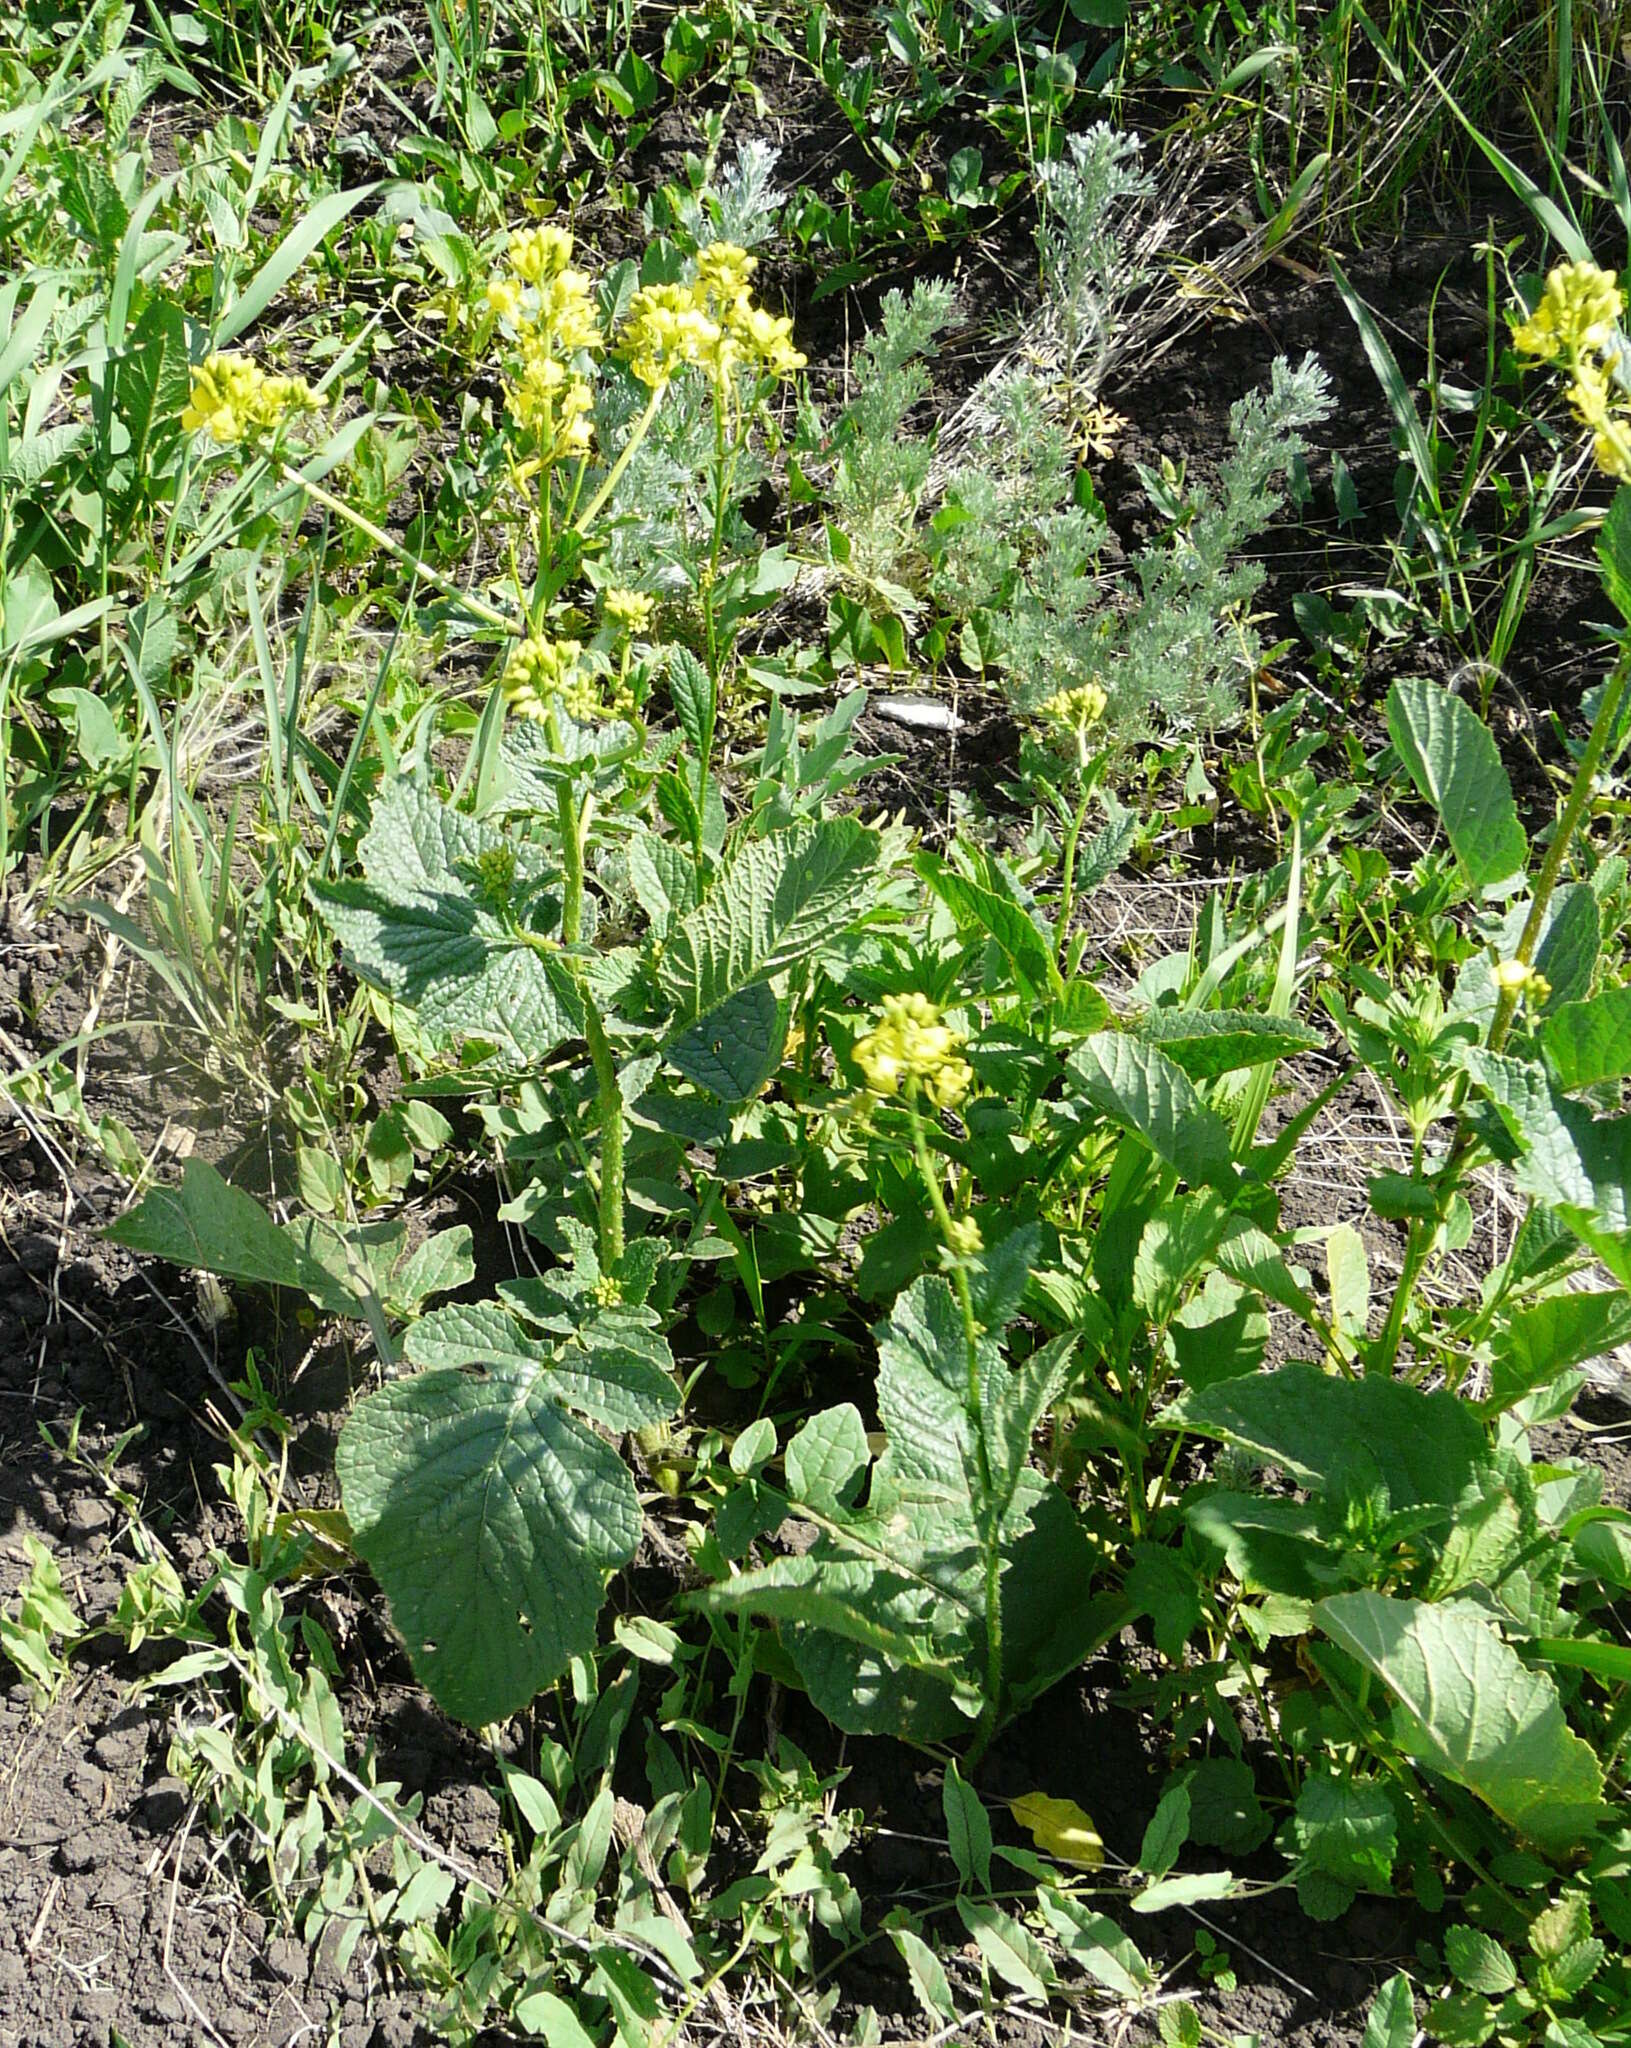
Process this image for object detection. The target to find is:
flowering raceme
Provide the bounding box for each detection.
[486,225,603,458]
[182,353,321,445]
[502,633,584,722]
[619,242,806,391]
[1510,259,1631,480]
[853,994,973,1112]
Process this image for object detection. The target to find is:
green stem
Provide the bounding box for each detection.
[908,1102,1003,1762]
[573,382,665,539]
[1374,640,1631,1372]
[272,460,518,632]
[582,993,625,1273]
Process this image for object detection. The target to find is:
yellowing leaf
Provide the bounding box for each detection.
[1009,1792,1105,1868]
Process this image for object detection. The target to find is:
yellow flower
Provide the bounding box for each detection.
[1510,260,1624,364]
[619,281,725,389]
[507,350,594,460]
[1039,682,1109,734]
[502,633,584,721]
[532,267,602,354]
[182,352,321,445]
[1493,958,1551,1006]
[603,587,654,636]
[853,993,973,1112]
[485,276,523,322]
[506,224,575,284]
[1077,401,1128,461]
[696,240,757,308]
[726,299,806,380]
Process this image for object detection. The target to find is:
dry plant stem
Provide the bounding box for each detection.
[908,1100,1003,1763]
[1374,641,1631,1373]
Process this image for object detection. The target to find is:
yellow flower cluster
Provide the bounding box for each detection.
[603,587,654,637]
[182,352,321,445]
[502,633,584,722]
[1510,260,1631,480]
[853,993,973,1112]
[619,242,806,392]
[488,225,602,462]
[1039,682,1109,734]
[943,1215,983,1258]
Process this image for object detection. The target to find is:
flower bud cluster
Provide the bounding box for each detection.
[619,242,806,392]
[853,993,973,1111]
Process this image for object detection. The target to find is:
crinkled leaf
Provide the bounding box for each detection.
[337,1358,647,1725]
[1316,1591,1603,1854]
[1386,677,1526,888]
[1443,1926,1517,1996]
[403,1301,676,1432]
[664,979,787,1100]
[1541,985,1631,1093]
[314,784,583,1061]
[1292,1770,1396,1896]
[658,817,881,1031]
[1068,1033,1235,1185]
[1133,1007,1324,1078]
[1161,1364,1490,1508]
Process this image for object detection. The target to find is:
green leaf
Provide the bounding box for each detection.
[1315,1592,1604,1855]
[1541,985,1631,1093]
[1184,1756,1269,1853]
[406,1299,676,1430]
[1534,884,1600,1012]
[956,1898,1050,1999]
[664,980,787,1100]
[1132,1007,1324,1079]
[943,1760,992,1889]
[658,818,881,1033]
[1444,1925,1518,1996]
[1160,1364,1490,1509]
[106,1158,358,1315]
[1386,677,1527,889]
[1035,1894,1151,1999]
[1461,1049,1631,1286]
[784,1403,869,1512]
[920,858,1062,1001]
[1489,1291,1631,1409]
[512,1988,597,2047]
[667,645,715,763]
[1423,1992,1496,2048]
[1362,1973,1416,2048]
[337,1352,664,1726]
[390,1225,476,1312]
[890,1928,956,2021]
[1292,1770,1396,1896]
[314,784,584,1061]
[216,183,380,344]
[1598,485,1631,624]
[1068,1033,1235,1186]
[1130,1870,1234,1914]
[1138,1785,1190,1878]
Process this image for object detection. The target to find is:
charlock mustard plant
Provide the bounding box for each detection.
[181,351,321,444]
[1510,258,1631,480]
[852,992,973,1111]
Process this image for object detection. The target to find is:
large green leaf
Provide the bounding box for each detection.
[1462,1049,1631,1287]
[1132,1008,1324,1079]
[919,858,1061,1002]
[1160,1365,1490,1509]
[106,1157,358,1316]
[691,1276,1099,1739]
[1541,986,1631,1093]
[664,980,788,1100]
[1386,678,1527,890]
[314,783,584,1060]
[658,817,880,1033]
[1316,1592,1603,1855]
[1067,1033,1235,1186]
[338,1339,677,1726]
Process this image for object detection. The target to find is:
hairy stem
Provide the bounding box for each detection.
[582,994,626,1273]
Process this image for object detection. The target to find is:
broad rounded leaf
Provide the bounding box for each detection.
[338,1359,645,1726]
